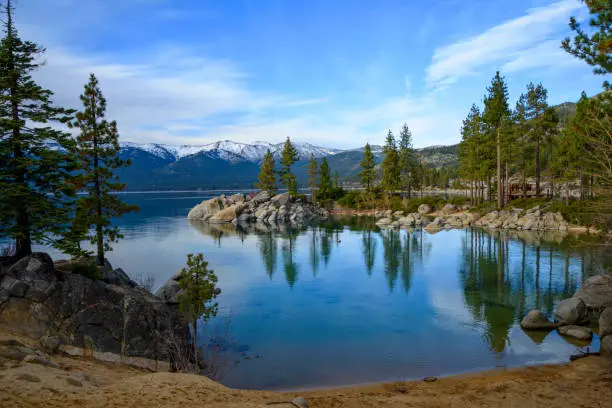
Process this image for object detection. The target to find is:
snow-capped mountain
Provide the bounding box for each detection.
[120,140,342,163]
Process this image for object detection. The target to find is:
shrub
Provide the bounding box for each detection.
[72,261,101,280]
[337,190,361,208]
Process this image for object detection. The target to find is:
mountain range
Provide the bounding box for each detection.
[115,140,459,190]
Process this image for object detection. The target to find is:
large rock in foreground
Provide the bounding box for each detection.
[0,254,190,371]
[574,274,612,310]
[188,192,328,227]
[520,310,558,330]
[554,298,587,325]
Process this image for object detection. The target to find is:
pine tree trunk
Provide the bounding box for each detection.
[91,94,104,267]
[193,319,198,364]
[10,49,32,259]
[535,137,541,197]
[505,161,510,205]
[497,129,503,208]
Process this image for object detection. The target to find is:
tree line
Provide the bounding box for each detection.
[458,1,610,208]
[256,137,342,200]
[0,1,135,263]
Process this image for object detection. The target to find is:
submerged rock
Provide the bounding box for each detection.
[520,310,558,330]
[558,325,593,341]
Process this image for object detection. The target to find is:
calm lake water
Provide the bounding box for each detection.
[35,191,611,390]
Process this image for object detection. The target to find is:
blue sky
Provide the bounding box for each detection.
[14,0,605,148]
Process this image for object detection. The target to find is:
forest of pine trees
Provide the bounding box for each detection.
[0,1,135,262]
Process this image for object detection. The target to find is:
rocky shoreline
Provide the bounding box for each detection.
[369,203,570,233]
[520,274,612,356]
[0,253,191,372]
[188,191,329,226]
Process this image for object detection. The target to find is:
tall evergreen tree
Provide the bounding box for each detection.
[359,143,376,191]
[525,82,550,197]
[256,149,276,196]
[562,0,611,88]
[0,0,76,259]
[279,137,299,196]
[513,94,531,198]
[69,74,137,266]
[381,130,400,193]
[318,157,332,198]
[459,104,482,204]
[398,123,418,198]
[333,170,340,188]
[306,153,318,198]
[482,71,511,207]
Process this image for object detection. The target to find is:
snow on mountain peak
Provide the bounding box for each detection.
[120,140,342,162]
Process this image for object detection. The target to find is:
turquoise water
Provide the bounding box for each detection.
[34,192,610,390]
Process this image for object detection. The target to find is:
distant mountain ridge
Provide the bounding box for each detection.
[115,140,460,190]
[120,140,341,164]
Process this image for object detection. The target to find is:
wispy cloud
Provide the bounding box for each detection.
[426,0,583,86]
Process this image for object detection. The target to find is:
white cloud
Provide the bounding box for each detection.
[426,0,583,86]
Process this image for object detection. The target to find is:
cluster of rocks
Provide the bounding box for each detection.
[372,203,570,233]
[188,191,328,227]
[0,253,190,371]
[473,206,569,231]
[375,203,479,231]
[520,274,612,355]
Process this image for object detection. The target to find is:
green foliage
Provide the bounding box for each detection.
[562,0,611,88]
[398,123,420,197]
[306,153,318,196]
[359,143,376,191]
[72,261,101,281]
[256,149,276,195]
[67,74,137,265]
[0,1,77,259]
[506,197,550,210]
[279,137,299,196]
[381,130,400,193]
[316,157,333,199]
[178,253,220,355]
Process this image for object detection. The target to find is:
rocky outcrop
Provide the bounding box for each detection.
[417,204,432,215]
[599,308,612,338]
[520,310,559,330]
[574,275,612,310]
[473,208,568,231]
[188,192,328,227]
[554,298,587,325]
[0,254,190,371]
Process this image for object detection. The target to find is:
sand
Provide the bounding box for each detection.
[2,330,612,408]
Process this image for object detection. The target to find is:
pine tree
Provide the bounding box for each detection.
[525,82,550,197]
[483,71,511,208]
[333,170,340,188]
[318,157,332,199]
[256,149,276,196]
[306,153,318,198]
[69,74,137,266]
[513,94,530,198]
[562,0,611,88]
[398,123,418,198]
[279,137,299,196]
[177,253,219,360]
[359,143,376,191]
[381,130,400,194]
[0,0,76,259]
[459,105,481,204]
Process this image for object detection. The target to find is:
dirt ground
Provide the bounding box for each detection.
[2,332,612,408]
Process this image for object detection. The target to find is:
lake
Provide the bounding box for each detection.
[35,191,610,390]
